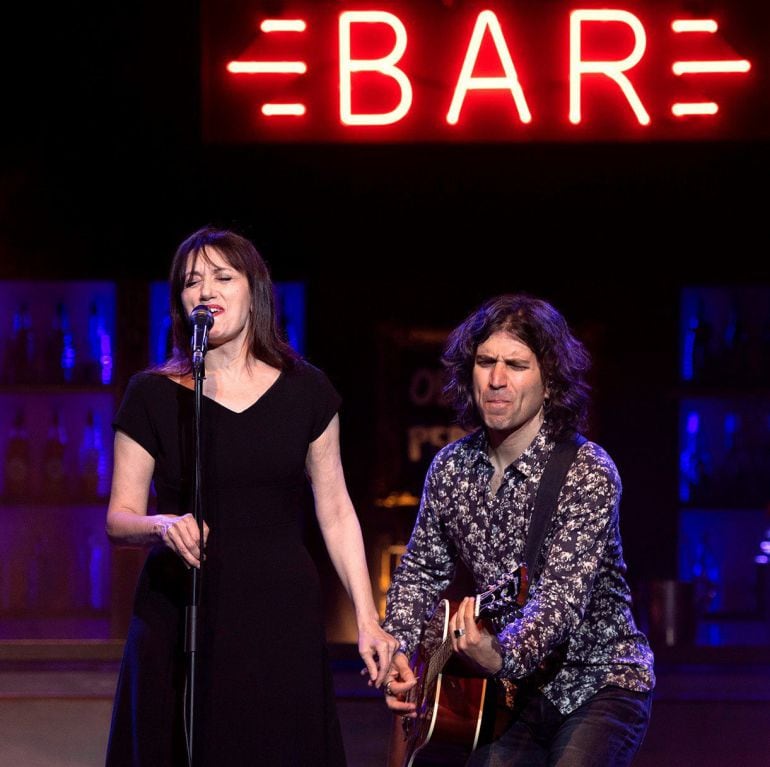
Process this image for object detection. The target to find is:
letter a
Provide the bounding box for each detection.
[447,10,531,125]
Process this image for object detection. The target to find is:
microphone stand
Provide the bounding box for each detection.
[184,351,206,766]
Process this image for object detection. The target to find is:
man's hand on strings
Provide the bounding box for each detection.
[449,596,503,676]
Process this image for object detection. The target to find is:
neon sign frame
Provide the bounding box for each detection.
[201,1,766,142]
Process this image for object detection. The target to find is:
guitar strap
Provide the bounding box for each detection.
[494,433,587,715]
[522,432,587,584]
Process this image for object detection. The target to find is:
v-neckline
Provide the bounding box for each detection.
[162,369,285,415]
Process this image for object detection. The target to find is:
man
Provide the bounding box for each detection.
[382,294,654,766]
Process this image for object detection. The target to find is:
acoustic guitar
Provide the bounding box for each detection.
[386,566,529,767]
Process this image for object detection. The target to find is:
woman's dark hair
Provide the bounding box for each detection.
[156,226,297,375]
[442,294,590,440]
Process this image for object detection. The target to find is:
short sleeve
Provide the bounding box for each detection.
[112,373,161,458]
[304,362,343,442]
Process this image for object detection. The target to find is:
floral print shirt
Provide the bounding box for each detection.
[383,425,655,715]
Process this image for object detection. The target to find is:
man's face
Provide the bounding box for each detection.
[472,330,548,439]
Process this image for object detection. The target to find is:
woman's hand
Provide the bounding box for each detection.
[154,513,210,568]
[382,652,417,717]
[358,617,401,689]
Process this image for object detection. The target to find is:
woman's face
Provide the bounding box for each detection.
[180,247,251,350]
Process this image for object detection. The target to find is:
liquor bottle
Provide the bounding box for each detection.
[756,506,770,619]
[4,302,34,384]
[154,314,174,365]
[680,410,712,505]
[3,407,31,502]
[88,531,108,610]
[41,406,69,502]
[45,302,76,383]
[682,294,713,384]
[714,412,739,507]
[99,323,113,385]
[86,299,113,385]
[761,313,770,386]
[78,408,109,500]
[723,294,749,386]
[0,553,10,611]
[692,531,721,615]
[26,538,44,612]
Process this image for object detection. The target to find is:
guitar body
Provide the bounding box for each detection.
[387,569,527,767]
[395,600,488,766]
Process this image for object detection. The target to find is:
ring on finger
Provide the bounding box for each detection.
[454,628,465,638]
[385,681,395,696]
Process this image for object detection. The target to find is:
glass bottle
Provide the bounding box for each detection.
[723,294,749,386]
[3,407,31,502]
[155,314,174,365]
[78,408,109,500]
[88,531,108,610]
[692,531,721,615]
[680,410,712,505]
[683,294,712,384]
[27,537,47,612]
[715,412,739,507]
[61,303,76,383]
[41,406,69,502]
[86,299,113,385]
[756,505,770,619]
[5,302,34,384]
[46,302,76,383]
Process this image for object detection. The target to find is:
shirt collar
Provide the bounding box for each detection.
[463,422,556,478]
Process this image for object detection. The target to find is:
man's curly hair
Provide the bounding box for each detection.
[442,294,591,441]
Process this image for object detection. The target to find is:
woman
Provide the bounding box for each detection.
[105,226,397,766]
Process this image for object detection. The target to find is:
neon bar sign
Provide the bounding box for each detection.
[201,1,767,142]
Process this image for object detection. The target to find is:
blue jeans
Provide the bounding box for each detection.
[466,685,652,767]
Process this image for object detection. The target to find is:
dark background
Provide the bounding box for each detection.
[1,0,769,598]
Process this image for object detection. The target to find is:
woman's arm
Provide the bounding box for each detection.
[305,414,399,687]
[105,430,208,568]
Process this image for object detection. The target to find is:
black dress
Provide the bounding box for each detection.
[105,361,347,766]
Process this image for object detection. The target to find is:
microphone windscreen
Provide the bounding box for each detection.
[190,305,214,329]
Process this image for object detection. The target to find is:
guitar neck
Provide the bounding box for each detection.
[423,592,483,687]
[426,634,454,686]
[419,567,528,691]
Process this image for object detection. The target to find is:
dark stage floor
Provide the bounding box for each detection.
[1,643,769,766]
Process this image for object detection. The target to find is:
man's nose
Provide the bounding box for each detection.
[489,361,507,387]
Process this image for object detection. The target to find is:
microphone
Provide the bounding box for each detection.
[190,305,214,367]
